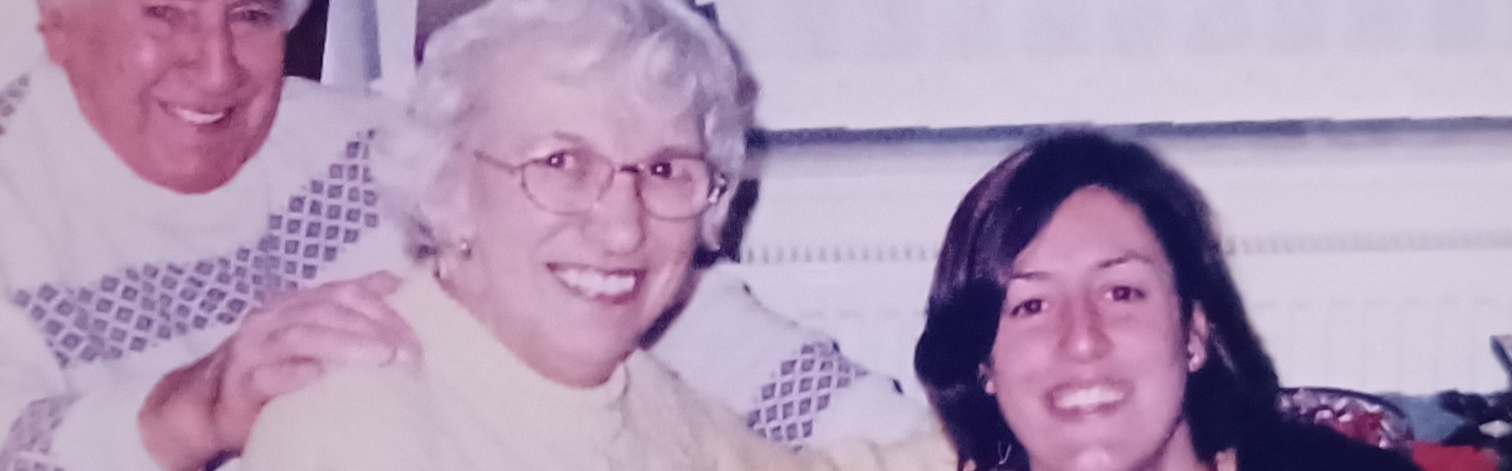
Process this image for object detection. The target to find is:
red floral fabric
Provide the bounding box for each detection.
[1278,387,1415,451]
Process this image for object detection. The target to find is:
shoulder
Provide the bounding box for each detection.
[262,364,429,425]
[279,77,402,122]
[243,365,441,471]
[1239,421,1422,471]
[269,78,404,152]
[624,351,741,432]
[625,351,699,402]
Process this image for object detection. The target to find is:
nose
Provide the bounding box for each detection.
[1057,294,1113,361]
[179,19,245,94]
[582,172,647,254]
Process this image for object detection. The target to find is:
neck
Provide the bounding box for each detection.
[1140,420,1211,471]
[515,348,623,388]
[129,165,240,194]
[1030,420,1211,471]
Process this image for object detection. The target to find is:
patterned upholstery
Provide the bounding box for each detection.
[0,397,73,471]
[0,75,24,135]
[745,341,867,447]
[1278,386,1416,451]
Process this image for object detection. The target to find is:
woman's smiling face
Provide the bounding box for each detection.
[451,49,706,387]
[987,186,1210,471]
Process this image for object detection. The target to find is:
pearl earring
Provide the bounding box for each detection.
[435,239,473,280]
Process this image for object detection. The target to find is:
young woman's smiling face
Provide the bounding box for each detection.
[987,186,1210,471]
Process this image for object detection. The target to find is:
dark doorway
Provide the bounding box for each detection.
[284,0,329,80]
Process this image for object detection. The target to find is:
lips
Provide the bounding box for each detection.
[1045,378,1133,419]
[161,102,232,126]
[547,263,643,304]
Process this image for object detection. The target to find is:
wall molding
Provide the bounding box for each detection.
[737,231,1512,266]
[749,116,1512,148]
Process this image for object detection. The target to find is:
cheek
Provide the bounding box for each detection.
[123,37,168,75]
[987,364,1044,429]
[986,334,1052,402]
[1118,308,1191,364]
[1107,319,1194,400]
[639,220,699,299]
[237,36,287,83]
[69,32,161,98]
[475,190,555,249]
[645,220,699,264]
[465,177,553,261]
[989,324,1057,371]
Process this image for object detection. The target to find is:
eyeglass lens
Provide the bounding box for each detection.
[518,151,718,219]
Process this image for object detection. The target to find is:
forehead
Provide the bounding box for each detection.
[1011,186,1170,271]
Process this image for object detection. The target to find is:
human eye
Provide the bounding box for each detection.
[540,151,576,169]
[532,150,599,183]
[230,5,279,26]
[647,161,677,180]
[647,159,702,182]
[143,4,186,22]
[1106,285,1147,302]
[1007,298,1046,318]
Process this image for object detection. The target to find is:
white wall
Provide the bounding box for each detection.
[0,2,43,84]
[713,0,1512,129]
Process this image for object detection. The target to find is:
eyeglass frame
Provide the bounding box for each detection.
[471,149,731,220]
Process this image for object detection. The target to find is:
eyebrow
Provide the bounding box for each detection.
[229,0,283,8]
[1096,252,1160,270]
[549,132,589,146]
[518,132,594,157]
[1005,270,1047,281]
[1005,251,1160,281]
[651,147,708,162]
[545,132,705,162]
[223,0,284,8]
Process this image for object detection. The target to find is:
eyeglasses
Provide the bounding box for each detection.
[473,149,729,220]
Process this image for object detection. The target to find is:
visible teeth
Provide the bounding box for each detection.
[554,267,636,297]
[1055,386,1125,409]
[170,107,227,125]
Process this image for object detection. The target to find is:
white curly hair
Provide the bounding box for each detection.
[376,0,753,257]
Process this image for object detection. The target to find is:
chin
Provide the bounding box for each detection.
[559,324,644,361]
[155,152,245,192]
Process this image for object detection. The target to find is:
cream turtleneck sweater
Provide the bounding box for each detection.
[240,271,954,471]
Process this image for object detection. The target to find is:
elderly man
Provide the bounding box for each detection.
[0,1,928,471]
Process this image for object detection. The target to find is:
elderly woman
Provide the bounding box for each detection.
[233,0,952,470]
[914,132,1419,471]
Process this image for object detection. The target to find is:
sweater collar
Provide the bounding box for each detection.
[390,270,631,409]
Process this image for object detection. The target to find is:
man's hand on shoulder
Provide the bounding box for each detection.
[136,271,419,471]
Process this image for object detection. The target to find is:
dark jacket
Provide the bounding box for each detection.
[1239,420,1422,471]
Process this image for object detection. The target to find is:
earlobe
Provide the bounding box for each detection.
[979,364,997,395]
[37,5,72,65]
[699,190,734,250]
[433,237,474,281]
[1187,304,1212,372]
